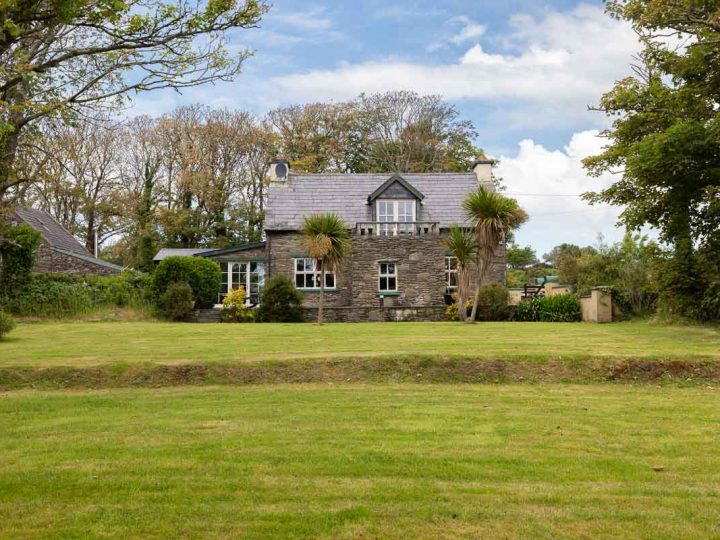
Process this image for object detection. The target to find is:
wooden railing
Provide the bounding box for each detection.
[522,283,545,299]
[355,221,439,236]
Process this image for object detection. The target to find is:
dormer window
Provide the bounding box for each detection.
[376,199,416,235]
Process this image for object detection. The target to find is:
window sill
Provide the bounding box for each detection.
[376,291,400,297]
[298,288,339,293]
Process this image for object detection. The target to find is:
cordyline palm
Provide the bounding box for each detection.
[446,226,477,322]
[463,185,528,323]
[300,213,351,325]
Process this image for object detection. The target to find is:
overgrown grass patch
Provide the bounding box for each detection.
[1,384,719,538]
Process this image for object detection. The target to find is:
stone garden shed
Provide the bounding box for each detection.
[10,207,122,276]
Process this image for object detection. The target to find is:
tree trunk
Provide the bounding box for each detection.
[318,262,325,325]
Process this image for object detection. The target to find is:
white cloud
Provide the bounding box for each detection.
[495,130,626,254]
[271,4,638,125]
[271,7,332,31]
[449,16,486,44]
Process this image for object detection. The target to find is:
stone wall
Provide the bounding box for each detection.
[267,230,506,314]
[33,244,120,276]
[303,305,447,323]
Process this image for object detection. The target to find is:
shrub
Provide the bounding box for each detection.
[513,294,581,322]
[0,311,16,339]
[152,256,221,309]
[445,293,471,321]
[700,281,720,322]
[256,276,304,322]
[5,272,153,318]
[9,278,95,317]
[476,283,511,321]
[86,271,152,308]
[221,287,255,323]
[157,282,194,321]
[0,223,42,296]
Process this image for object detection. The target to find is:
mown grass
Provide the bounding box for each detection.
[2,384,720,538]
[2,321,719,367]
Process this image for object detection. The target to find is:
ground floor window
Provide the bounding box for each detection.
[220,261,264,305]
[445,256,458,292]
[378,262,398,292]
[294,258,335,289]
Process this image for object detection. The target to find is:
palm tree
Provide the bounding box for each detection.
[463,185,528,323]
[446,226,477,322]
[300,213,351,325]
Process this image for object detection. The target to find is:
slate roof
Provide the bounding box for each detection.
[13,207,91,256]
[13,207,123,272]
[265,172,489,231]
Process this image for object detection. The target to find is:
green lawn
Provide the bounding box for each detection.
[1,384,719,538]
[2,320,720,367]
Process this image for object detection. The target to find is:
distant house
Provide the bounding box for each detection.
[10,207,122,276]
[155,160,505,321]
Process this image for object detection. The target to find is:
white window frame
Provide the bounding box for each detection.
[375,199,416,236]
[219,261,264,305]
[378,262,398,292]
[294,258,336,290]
[445,256,458,292]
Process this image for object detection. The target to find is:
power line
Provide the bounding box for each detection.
[504,192,585,197]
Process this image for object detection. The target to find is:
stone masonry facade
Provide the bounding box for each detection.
[267,231,505,321]
[33,244,120,276]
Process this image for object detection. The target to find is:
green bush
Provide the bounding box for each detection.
[513,294,581,322]
[221,287,255,323]
[0,223,42,296]
[152,256,221,309]
[0,310,16,339]
[9,278,96,317]
[86,271,152,307]
[5,272,152,318]
[700,281,720,322]
[476,283,511,321]
[256,276,304,323]
[157,282,194,321]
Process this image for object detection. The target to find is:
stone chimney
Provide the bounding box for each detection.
[268,159,290,184]
[471,154,493,184]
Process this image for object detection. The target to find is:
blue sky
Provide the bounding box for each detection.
[131,0,642,255]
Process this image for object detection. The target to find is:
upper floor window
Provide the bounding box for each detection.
[445,256,458,292]
[376,199,416,235]
[294,258,335,290]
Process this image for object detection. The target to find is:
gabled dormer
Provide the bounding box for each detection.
[367,174,424,223]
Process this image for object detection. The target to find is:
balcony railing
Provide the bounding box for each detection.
[355,221,439,236]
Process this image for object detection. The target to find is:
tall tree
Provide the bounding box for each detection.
[356,91,480,173]
[584,0,720,316]
[0,0,268,200]
[463,186,527,323]
[25,118,122,251]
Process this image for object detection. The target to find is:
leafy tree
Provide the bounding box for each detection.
[445,226,476,322]
[583,0,720,318]
[300,213,350,325]
[463,186,527,323]
[0,0,268,199]
[506,242,538,270]
[0,222,42,296]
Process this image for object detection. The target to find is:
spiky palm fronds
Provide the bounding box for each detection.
[446,226,476,322]
[462,185,528,322]
[300,213,351,324]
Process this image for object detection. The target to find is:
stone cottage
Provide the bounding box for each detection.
[10,207,122,276]
[155,160,505,321]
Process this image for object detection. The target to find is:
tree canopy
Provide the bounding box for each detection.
[0,0,268,198]
[583,0,720,316]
